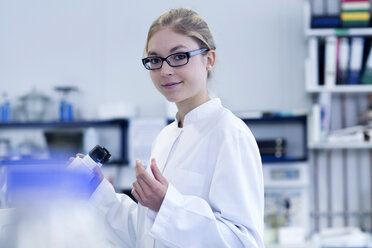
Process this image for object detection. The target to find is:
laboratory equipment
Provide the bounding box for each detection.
[0,92,10,122]
[19,88,50,121]
[0,139,11,159]
[44,130,83,161]
[264,162,310,245]
[55,86,78,121]
[68,145,111,180]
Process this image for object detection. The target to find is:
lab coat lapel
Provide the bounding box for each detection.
[150,125,182,174]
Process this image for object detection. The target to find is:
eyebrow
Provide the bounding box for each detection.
[148,45,188,56]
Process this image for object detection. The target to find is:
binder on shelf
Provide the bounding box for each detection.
[311,16,341,28]
[324,36,338,87]
[337,37,350,84]
[311,0,341,28]
[348,37,364,84]
[320,92,332,138]
[257,138,287,158]
[341,0,371,27]
[341,0,370,11]
[341,12,370,27]
[341,12,370,21]
[309,104,321,145]
[307,37,319,89]
[326,0,341,15]
[318,38,326,85]
[361,44,372,84]
[311,0,325,16]
[336,37,341,84]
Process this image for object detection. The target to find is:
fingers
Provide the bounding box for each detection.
[77,153,85,158]
[150,158,166,184]
[66,153,85,166]
[133,160,153,199]
[132,158,168,211]
[131,184,144,204]
[135,160,155,188]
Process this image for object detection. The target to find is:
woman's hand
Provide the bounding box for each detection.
[66,153,85,166]
[131,158,168,212]
[67,153,104,195]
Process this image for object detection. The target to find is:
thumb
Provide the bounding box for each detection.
[150,159,166,184]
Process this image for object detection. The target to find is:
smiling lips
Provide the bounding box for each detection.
[162,81,183,89]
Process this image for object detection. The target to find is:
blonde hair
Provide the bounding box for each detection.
[144,8,216,55]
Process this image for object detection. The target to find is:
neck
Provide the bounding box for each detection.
[176,92,210,128]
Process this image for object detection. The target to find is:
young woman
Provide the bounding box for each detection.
[90,8,264,248]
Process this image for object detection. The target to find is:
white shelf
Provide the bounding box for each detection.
[266,243,316,248]
[305,28,372,37]
[309,142,372,150]
[307,85,372,93]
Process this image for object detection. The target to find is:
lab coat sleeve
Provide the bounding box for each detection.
[148,129,264,248]
[89,178,138,247]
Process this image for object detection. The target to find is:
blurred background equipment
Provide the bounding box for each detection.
[263,162,310,246]
[18,88,50,122]
[257,138,287,158]
[0,92,11,122]
[0,163,116,248]
[44,130,83,161]
[54,86,78,122]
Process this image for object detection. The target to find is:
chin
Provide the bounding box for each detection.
[165,97,179,103]
[163,94,183,103]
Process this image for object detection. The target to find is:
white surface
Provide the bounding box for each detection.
[266,243,316,248]
[278,227,306,245]
[309,141,372,150]
[306,28,372,37]
[307,85,372,93]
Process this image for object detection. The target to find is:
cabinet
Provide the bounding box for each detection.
[304,0,372,234]
[241,115,308,163]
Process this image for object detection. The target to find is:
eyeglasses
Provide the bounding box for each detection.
[142,48,209,70]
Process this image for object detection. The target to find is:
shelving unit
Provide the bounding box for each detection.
[304,0,372,238]
[241,115,308,163]
[304,1,372,37]
[0,119,129,165]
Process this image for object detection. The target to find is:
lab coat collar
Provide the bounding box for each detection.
[175,98,222,128]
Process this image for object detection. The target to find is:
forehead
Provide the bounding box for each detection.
[147,28,199,55]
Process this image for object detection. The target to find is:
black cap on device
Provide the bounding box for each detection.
[89,145,111,164]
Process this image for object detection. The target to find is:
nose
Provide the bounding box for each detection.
[160,61,174,76]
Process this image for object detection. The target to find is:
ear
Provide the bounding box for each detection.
[206,50,216,70]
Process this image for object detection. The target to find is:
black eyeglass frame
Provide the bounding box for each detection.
[142,48,210,70]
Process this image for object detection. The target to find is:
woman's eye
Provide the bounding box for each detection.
[150,58,161,64]
[174,54,187,60]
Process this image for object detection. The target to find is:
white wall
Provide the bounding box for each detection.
[0,0,309,119]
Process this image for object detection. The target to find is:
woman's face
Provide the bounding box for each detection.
[147,28,212,105]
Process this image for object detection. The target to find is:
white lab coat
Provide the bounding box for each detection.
[90,98,264,248]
